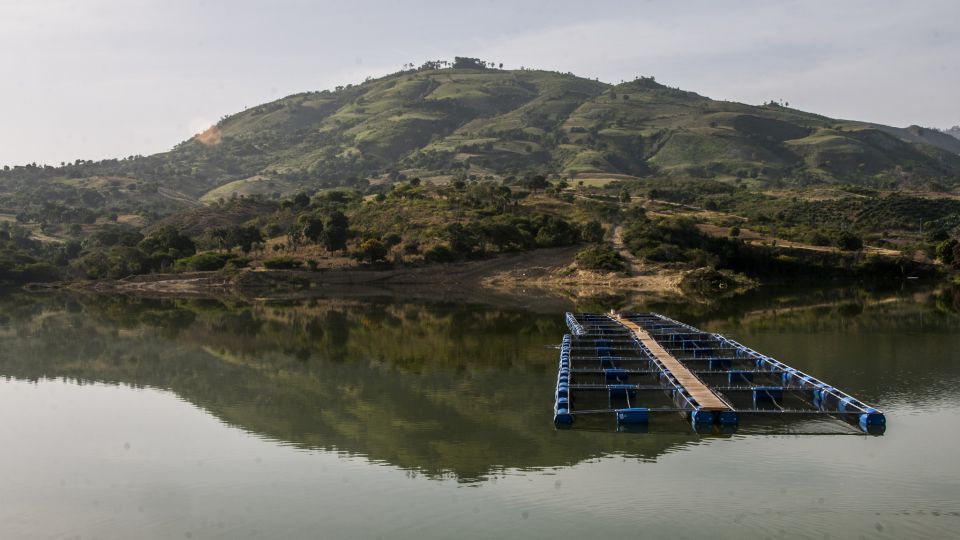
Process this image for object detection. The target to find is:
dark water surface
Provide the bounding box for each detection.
[1,286,959,539]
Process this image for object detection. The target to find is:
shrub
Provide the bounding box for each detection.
[383,233,402,248]
[581,220,605,243]
[935,238,958,265]
[224,256,250,269]
[576,245,624,272]
[353,238,388,263]
[533,216,580,248]
[642,243,688,263]
[835,231,863,251]
[807,231,831,246]
[423,245,456,263]
[174,252,237,272]
[262,257,301,269]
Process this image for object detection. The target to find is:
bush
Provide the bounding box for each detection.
[75,246,147,279]
[353,238,388,263]
[224,256,250,269]
[174,252,238,272]
[576,245,625,272]
[424,245,456,263]
[835,231,864,251]
[533,216,580,247]
[807,231,831,246]
[641,243,688,263]
[262,257,301,269]
[581,220,605,243]
[935,238,958,265]
[383,233,402,248]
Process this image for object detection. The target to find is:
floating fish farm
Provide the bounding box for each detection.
[554,312,886,433]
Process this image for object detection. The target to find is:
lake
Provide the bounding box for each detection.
[0,285,958,539]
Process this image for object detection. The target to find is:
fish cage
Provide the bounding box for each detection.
[554,313,886,434]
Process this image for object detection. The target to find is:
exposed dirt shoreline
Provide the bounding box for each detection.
[51,246,688,303]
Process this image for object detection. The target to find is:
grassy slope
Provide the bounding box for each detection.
[178,70,960,199]
[2,67,960,220]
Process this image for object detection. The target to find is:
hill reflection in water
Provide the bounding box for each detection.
[1,284,958,481]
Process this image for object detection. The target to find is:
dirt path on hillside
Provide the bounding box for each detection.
[612,225,643,274]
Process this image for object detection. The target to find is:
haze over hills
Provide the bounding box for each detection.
[2,59,960,216]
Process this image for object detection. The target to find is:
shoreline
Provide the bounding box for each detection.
[37,245,690,303]
[28,244,936,304]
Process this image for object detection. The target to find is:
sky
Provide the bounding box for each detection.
[0,0,957,166]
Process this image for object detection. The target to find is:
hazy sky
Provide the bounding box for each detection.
[1,0,957,165]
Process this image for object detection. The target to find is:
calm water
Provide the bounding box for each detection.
[1,286,959,539]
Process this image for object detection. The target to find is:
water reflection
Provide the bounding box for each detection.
[0,293,705,481]
[0,284,959,481]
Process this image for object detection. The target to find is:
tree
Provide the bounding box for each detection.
[293,192,311,208]
[619,188,631,204]
[63,240,83,259]
[299,215,324,244]
[835,231,863,251]
[210,227,229,250]
[453,57,486,69]
[321,211,348,251]
[523,175,549,192]
[227,226,263,254]
[446,223,481,256]
[138,226,195,261]
[287,223,304,250]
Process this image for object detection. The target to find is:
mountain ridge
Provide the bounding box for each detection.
[2,62,960,218]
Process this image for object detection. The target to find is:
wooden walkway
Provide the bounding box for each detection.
[611,314,731,411]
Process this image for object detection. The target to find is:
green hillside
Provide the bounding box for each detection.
[2,59,960,289]
[2,60,960,219]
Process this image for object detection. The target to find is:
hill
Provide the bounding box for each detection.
[2,59,959,291]
[3,60,960,220]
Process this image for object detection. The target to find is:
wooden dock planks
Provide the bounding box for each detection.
[611,314,732,411]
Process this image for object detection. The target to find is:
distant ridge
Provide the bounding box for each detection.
[3,59,960,213]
